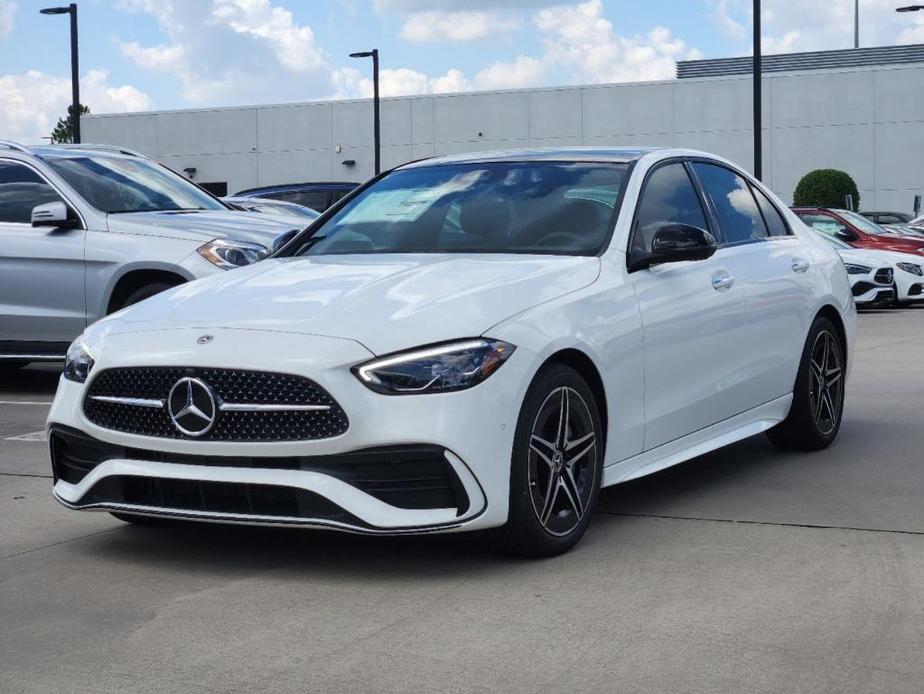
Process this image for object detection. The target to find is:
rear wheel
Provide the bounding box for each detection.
[766,316,845,451]
[496,364,603,557]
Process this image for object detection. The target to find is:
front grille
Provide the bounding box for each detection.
[50,427,469,514]
[874,268,894,285]
[83,367,348,441]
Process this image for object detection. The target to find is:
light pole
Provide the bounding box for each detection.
[40,4,80,144]
[753,0,762,181]
[855,0,860,48]
[349,49,380,176]
[896,4,924,12]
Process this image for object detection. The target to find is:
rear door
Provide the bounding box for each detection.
[690,162,815,408]
[628,160,755,450]
[0,159,86,348]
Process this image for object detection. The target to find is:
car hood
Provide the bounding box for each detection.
[837,248,892,269]
[103,253,601,354]
[106,209,304,246]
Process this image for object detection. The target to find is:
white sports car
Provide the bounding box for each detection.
[48,148,856,556]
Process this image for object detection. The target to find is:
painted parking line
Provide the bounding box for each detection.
[3,431,48,442]
[0,401,53,406]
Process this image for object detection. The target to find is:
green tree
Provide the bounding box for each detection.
[50,103,90,144]
[793,169,860,210]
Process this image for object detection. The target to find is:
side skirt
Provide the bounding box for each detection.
[602,394,792,487]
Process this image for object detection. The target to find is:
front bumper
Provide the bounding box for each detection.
[47,328,536,534]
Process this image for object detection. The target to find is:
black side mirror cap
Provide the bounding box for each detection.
[835,229,859,242]
[628,222,717,272]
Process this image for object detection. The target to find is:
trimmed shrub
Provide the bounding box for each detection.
[793,169,860,210]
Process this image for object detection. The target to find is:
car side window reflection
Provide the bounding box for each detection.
[691,163,768,245]
[798,214,846,237]
[633,163,709,253]
[0,161,63,224]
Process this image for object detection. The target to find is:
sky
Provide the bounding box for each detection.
[2,0,924,143]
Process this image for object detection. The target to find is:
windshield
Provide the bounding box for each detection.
[251,202,318,220]
[838,209,890,236]
[45,155,226,214]
[295,161,627,257]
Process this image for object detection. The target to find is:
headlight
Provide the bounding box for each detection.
[63,340,95,383]
[897,261,924,276]
[353,339,516,395]
[844,263,872,275]
[197,238,269,269]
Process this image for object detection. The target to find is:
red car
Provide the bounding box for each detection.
[793,207,924,257]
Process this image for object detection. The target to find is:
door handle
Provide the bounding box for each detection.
[791,257,810,274]
[711,270,734,291]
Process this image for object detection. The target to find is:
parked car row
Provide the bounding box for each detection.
[793,207,924,308]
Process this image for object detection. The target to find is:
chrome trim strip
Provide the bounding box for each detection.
[218,403,331,412]
[89,395,165,408]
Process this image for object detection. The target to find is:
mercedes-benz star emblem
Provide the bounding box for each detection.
[197,334,213,345]
[167,377,217,437]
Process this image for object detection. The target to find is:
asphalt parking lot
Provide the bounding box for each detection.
[2,308,923,694]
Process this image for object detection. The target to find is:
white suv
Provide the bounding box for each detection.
[0,140,303,366]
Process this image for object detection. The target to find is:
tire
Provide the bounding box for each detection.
[766,316,845,451]
[496,363,604,557]
[114,282,179,313]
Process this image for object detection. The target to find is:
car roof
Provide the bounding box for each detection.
[25,144,145,160]
[398,146,663,169]
[235,182,359,195]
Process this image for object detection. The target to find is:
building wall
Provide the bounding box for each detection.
[83,63,924,211]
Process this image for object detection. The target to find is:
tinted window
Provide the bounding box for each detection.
[45,155,225,214]
[692,163,768,244]
[751,185,789,237]
[632,163,708,253]
[0,161,62,224]
[276,191,329,211]
[296,162,627,257]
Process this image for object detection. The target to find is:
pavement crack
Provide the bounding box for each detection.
[0,472,52,479]
[0,527,120,561]
[597,510,924,537]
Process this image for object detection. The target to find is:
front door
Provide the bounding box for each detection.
[0,159,86,348]
[628,160,756,450]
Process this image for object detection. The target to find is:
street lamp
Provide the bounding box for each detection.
[753,0,762,181]
[896,5,924,11]
[40,4,80,144]
[349,49,380,176]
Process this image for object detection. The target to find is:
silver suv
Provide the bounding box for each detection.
[0,141,302,367]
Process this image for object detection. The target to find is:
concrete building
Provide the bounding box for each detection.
[83,45,924,211]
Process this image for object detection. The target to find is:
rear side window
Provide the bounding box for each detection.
[0,161,62,224]
[276,190,329,211]
[751,185,790,237]
[798,213,847,237]
[632,163,709,253]
[692,163,768,244]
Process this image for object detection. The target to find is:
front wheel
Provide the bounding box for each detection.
[766,316,845,451]
[496,363,603,557]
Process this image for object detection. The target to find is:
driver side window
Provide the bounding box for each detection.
[0,161,63,224]
[632,162,709,253]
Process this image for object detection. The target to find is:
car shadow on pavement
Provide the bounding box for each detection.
[0,364,61,395]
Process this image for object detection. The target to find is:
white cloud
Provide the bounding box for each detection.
[709,0,924,54]
[0,69,152,144]
[209,0,328,72]
[119,42,188,72]
[0,1,15,41]
[375,0,558,10]
[333,65,472,97]
[475,56,544,90]
[399,10,521,42]
[536,0,701,83]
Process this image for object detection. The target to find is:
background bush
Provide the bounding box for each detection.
[793,169,860,210]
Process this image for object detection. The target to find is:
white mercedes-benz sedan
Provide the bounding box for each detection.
[47,148,856,556]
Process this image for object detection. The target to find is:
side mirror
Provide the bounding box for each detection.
[32,201,79,229]
[835,229,858,242]
[628,222,717,272]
